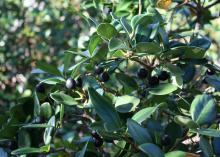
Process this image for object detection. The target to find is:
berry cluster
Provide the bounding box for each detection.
[94,65,110,82]
[137,68,170,87]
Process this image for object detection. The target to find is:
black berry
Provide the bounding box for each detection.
[76,77,83,88]
[36,83,45,93]
[202,78,208,84]
[101,72,110,82]
[206,68,215,75]
[161,134,171,146]
[137,68,148,79]
[94,65,104,75]
[93,137,103,147]
[148,76,159,86]
[91,131,103,147]
[65,78,76,89]
[91,131,100,139]
[158,71,170,81]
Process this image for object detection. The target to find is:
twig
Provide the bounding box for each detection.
[138,0,143,15]
[205,0,220,9]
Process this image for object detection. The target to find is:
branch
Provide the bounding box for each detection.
[205,0,220,9]
[138,0,143,15]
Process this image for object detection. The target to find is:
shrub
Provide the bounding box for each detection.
[1,0,220,157]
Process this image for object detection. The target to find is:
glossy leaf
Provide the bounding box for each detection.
[136,42,162,54]
[165,151,199,157]
[36,61,62,76]
[149,83,178,95]
[189,38,211,51]
[50,92,78,105]
[132,106,160,123]
[115,95,140,113]
[88,87,122,131]
[192,128,220,137]
[97,23,117,40]
[139,143,164,157]
[199,136,214,157]
[89,34,102,55]
[40,102,52,119]
[174,116,198,129]
[127,119,152,144]
[11,145,50,155]
[212,137,220,155]
[75,142,88,157]
[43,116,55,145]
[190,94,216,125]
[108,38,126,51]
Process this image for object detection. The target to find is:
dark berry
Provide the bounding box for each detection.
[148,76,159,86]
[137,68,148,79]
[101,72,110,82]
[158,71,170,81]
[93,137,103,147]
[65,78,76,89]
[91,131,103,147]
[91,131,100,139]
[36,83,45,93]
[161,134,171,146]
[76,77,83,88]
[94,65,104,75]
[202,78,208,84]
[206,68,215,75]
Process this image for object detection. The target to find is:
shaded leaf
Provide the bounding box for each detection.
[88,88,122,131]
[127,119,152,144]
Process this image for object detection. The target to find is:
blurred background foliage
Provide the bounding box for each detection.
[0,0,219,156]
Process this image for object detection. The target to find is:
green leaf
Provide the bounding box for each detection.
[189,38,211,51]
[108,38,126,51]
[131,14,153,30]
[36,61,62,76]
[127,119,152,144]
[199,136,214,157]
[115,95,140,113]
[192,128,220,137]
[116,73,138,90]
[63,52,73,73]
[50,92,78,106]
[165,151,197,157]
[18,130,31,147]
[190,94,216,125]
[164,46,205,59]
[11,145,50,155]
[89,34,102,55]
[21,124,52,128]
[40,102,52,119]
[120,17,132,34]
[136,42,162,55]
[75,142,88,157]
[182,46,206,59]
[132,106,160,123]
[212,137,220,155]
[40,77,65,85]
[139,143,164,157]
[33,91,40,117]
[97,23,117,40]
[174,116,198,129]
[149,83,178,95]
[206,76,220,91]
[43,116,55,145]
[88,88,122,131]
[70,58,88,78]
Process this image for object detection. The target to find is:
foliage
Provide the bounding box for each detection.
[0,0,220,157]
